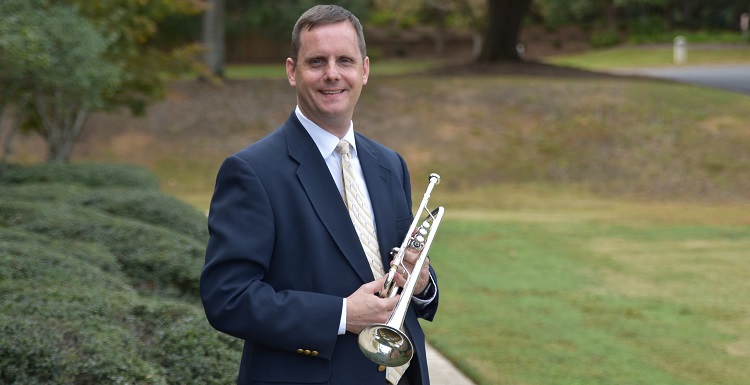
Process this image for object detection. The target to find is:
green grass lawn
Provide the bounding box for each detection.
[424,187,750,385]
[546,45,750,70]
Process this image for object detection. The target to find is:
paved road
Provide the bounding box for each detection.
[613,64,750,95]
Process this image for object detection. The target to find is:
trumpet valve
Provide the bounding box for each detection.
[409,234,425,250]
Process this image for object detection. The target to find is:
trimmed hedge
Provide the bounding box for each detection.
[0,163,160,189]
[0,164,241,384]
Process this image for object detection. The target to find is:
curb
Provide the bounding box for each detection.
[425,343,476,385]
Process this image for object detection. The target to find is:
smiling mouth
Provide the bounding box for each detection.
[321,90,344,95]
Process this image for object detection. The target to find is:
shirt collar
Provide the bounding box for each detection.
[295,106,357,158]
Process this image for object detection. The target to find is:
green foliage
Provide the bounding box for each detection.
[0,0,123,106]
[226,0,370,40]
[0,2,49,105]
[626,13,669,41]
[0,163,240,384]
[535,0,750,42]
[534,0,601,28]
[65,0,204,115]
[589,30,621,48]
[27,3,122,106]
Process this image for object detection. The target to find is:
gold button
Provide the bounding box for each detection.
[378,365,386,372]
[311,351,319,357]
[304,350,311,355]
[296,349,304,354]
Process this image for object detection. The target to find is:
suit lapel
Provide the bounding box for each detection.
[284,115,375,284]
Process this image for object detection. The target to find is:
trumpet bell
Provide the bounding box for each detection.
[358,323,413,367]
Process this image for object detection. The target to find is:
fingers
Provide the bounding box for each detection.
[390,259,431,295]
[345,279,400,334]
[390,247,429,284]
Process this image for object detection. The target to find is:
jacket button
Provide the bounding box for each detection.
[296,349,304,354]
[378,365,386,372]
[304,350,311,355]
[311,351,319,357]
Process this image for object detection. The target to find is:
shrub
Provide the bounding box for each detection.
[0,200,204,297]
[0,164,241,384]
[0,183,207,241]
[72,189,208,241]
[0,163,160,189]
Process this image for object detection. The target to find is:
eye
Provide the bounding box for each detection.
[309,58,325,67]
[339,57,355,65]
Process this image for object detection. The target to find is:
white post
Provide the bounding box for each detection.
[516,43,525,58]
[673,36,687,65]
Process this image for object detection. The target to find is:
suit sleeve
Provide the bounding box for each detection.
[200,155,341,359]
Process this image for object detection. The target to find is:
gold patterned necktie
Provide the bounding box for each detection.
[335,140,384,279]
[335,140,408,384]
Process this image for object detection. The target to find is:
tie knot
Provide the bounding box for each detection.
[335,140,350,156]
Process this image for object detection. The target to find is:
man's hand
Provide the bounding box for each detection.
[345,278,400,334]
[392,247,430,296]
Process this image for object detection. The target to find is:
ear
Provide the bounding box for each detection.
[286,58,296,86]
[362,56,370,85]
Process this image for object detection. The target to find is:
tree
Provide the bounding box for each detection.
[202,0,226,78]
[1,0,204,164]
[0,1,123,164]
[478,0,533,62]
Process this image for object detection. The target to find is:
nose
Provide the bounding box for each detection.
[324,62,340,82]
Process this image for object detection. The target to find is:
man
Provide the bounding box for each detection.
[200,5,438,385]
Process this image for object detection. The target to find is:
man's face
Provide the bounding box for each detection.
[286,21,369,136]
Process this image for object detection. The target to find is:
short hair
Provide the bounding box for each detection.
[290,5,367,64]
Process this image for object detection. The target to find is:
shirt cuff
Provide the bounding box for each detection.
[338,298,347,335]
[412,274,437,305]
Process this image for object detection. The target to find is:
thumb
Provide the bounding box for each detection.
[363,276,386,294]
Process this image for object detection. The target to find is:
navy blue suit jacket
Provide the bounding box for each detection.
[201,112,439,385]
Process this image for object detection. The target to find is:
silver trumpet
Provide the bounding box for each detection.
[358,173,445,367]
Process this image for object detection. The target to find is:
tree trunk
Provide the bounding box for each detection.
[477,0,532,63]
[202,0,226,78]
[0,105,16,177]
[603,0,618,33]
[35,91,89,163]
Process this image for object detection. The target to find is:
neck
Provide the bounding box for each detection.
[296,107,352,138]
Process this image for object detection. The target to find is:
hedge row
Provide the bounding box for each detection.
[0,164,241,384]
[1,163,160,189]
